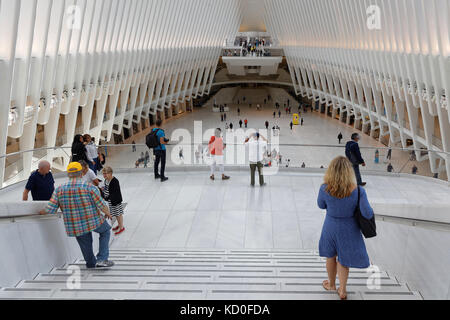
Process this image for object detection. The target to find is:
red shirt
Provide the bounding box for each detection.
[209,136,224,156]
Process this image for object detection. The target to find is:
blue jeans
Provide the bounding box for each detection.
[353,164,363,185]
[76,221,111,268]
[90,158,99,175]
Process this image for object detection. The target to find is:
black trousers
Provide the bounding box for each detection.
[154,149,166,178]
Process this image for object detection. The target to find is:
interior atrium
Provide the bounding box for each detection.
[0,0,449,304]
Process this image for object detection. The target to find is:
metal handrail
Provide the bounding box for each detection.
[2,143,449,159]
[375,213,450,230]
[1,203,449,232]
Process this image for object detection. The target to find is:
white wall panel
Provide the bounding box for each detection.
[0,0,242,186]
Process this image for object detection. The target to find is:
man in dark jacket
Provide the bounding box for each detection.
[345,133,366,186]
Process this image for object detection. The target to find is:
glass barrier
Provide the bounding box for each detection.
[1,142,448,189]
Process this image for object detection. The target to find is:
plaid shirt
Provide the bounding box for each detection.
[45,178,108,237]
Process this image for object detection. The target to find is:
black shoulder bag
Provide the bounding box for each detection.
[355,187,377,238]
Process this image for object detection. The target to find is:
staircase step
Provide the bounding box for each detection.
[205,289,362,300]
[0,248,422,300]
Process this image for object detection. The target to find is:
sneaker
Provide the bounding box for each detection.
[161,177,169,182]
[96,260,115,268]
[114,227,125,235]
[222,175,230,180]
[112,226,120,232]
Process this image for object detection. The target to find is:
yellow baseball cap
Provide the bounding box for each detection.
[67,162,82,173]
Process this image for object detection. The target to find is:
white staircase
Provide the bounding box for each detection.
[0,248,422,300]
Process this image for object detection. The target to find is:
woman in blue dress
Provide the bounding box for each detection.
[317,156,374,299]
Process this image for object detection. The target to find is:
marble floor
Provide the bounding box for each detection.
[2,170,449,250]
[103,89,441,180]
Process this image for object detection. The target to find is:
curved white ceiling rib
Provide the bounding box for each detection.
[264,0,450,182]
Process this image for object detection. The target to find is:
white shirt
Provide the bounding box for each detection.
[82,169,98,185]
[85,142,98,162]
[246,138,267,163]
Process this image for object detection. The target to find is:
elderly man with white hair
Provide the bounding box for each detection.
[23,160,55,201]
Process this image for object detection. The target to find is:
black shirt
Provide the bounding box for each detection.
[25,170,55,201]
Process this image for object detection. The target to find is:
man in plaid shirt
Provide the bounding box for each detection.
[40,162,114,268]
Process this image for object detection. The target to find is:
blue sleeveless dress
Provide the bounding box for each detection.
[317,184,374,268]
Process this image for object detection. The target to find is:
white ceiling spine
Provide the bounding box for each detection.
[264,0,450,181]
[0,0,242,186]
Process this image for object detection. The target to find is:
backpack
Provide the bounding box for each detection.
[146,129,161,149]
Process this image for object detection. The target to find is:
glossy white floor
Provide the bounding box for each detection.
[104,88,441,179]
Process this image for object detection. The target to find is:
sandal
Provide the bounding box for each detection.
[337,287,347,300]
[114,227,125,236]
[210,175,215,180]
[322,280,336,291]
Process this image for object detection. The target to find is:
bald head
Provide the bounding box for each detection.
[38,161,51,175]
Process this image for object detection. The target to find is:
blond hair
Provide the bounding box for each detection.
[324,156,357,199]
[102,166,113,174]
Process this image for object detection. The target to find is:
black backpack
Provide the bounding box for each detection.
[354,187,377,238]
[146,129,161,149]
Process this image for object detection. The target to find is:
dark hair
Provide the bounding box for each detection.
[73,134,83,144]
[351,133,359,140]
[78,160,88,168]
[256,132,260,139]
[156,119,163,127]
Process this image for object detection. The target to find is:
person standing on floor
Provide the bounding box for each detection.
[290,121,293,131]
[265,120,269,130]
[318,156,374,300]
[387,163,394,173]
[238,108,240,116]
[221,114,224,122]
[278,110,281,118]
[102,167,125,236]
[239,119,243,128]
[244,119,248,128]
[245,132,267,187]
[132,141,136,152]
[152,119,170,182]
[345,133,366,186]
[71,134,89,163]
[229,123,234,131]
[39,162,114,268]
[23,160,54,201]
[301,118,304,126]
[338,132,343,144]
[208,128,230,181]
[224,113,227,121]
[273,111,276,118]
[84,134,99,174]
